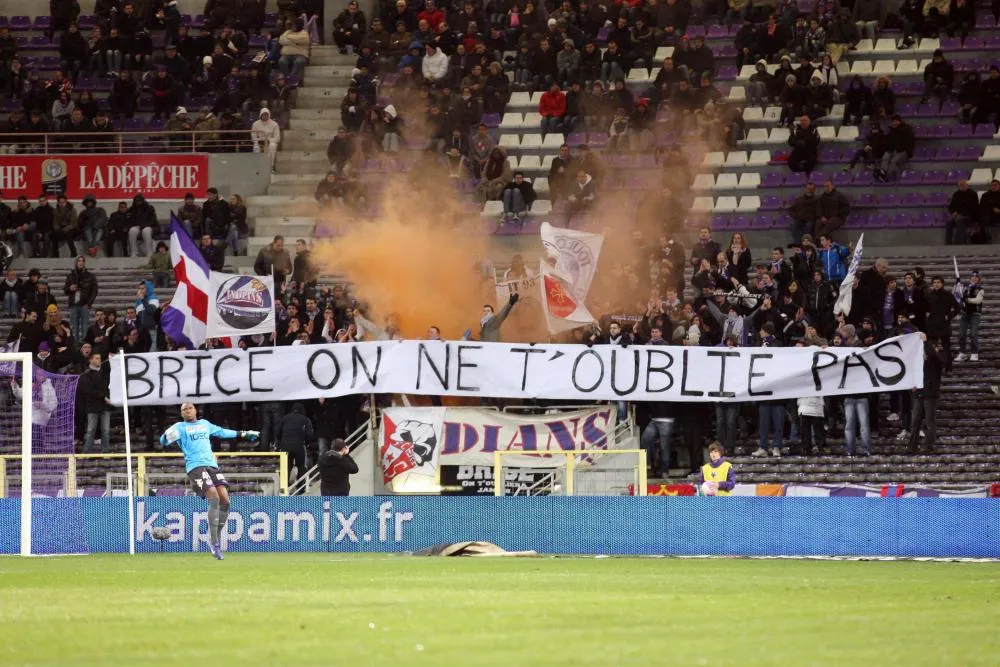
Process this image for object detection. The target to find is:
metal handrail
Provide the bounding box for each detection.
[0,130,256,153]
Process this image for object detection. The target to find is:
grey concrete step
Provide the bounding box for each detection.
[250,217,316,239]
[282,136,335,151]
[287,118,340,133]
[268,181,319,196]
[290,107,342,121]
[303,65,357,79]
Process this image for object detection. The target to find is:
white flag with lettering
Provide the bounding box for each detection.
[833,234,864,317]
[539,222,604,333]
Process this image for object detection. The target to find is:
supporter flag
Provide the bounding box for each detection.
[0,338,20,375]
[952,256,965,304]
[539,222,604,334]
[833,233,864,316]
[160,214,211,349]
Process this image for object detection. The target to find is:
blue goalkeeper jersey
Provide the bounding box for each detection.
[160,419,239,472]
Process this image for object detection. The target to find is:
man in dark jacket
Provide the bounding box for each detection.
[77,351,111,452]
[198,234,225,272]
[788,183,819,242]
[787,115,819,173]
[947,179,980,245]
[878,114,915,183]
[854,257,889,324]
[908,335,943,454]
[925,275,961,372]
[64,255,98,342]
[317,438,359,495]
[816,179,851,240]
[201,187,230,240]
[921,49,954,107]
[275,402,314,481]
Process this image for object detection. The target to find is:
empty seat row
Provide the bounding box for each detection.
[737,124,859,145]
[693,172,762,191]
[691,196,762,214]
[700,150,771,168]
[498,133,566,151]
[969,167,1000,186]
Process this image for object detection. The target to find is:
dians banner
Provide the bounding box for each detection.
[110,333,925,406]
[206,272,277,339]
[381,406,616,491]
[0,154,210,199]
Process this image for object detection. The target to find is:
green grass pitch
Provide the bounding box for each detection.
[1,554,998,666]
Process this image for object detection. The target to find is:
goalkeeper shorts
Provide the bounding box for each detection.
[188,467,229,498]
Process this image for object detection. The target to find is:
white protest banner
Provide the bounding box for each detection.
[205,272,277,339]
[833,234,864,317]
[495,272,541,310]
[111,334,925,406]
[379,407,445,488]
[540,222,603,333]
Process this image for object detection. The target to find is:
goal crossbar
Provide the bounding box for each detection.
[3,351,34,556]
[491,449,647,496]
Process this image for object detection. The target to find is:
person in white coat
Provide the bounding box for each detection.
[421,43,449,83]
[797,394,826,455]
[252,108,281,172]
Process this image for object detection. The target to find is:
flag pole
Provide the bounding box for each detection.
[116,348,136,556]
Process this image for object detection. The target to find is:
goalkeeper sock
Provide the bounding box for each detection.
[207,497,221,546]
[216,500,230,544]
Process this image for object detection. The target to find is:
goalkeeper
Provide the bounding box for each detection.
[160,403,259,560]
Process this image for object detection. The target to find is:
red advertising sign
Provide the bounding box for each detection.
[0,154,210,200]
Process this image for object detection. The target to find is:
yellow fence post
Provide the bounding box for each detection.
[493,451,503,497]
[66,455,77,498]
[0,457,6,499]
[565,452,574,496]
[278,452,289,495]
[137,455,147,497]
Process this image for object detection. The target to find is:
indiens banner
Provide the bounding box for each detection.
[206,272,277,340]
[0,154,209,199]
[110,334,925,406]
[380,406,616,490]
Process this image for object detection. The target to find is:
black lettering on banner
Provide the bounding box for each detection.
[189,354,213,398]
[707,350,739,398]
[213,354,241,396]
[247,349,274,393]
[352,345,382,388]
[307,349,341,390]
[157,355,183,399]
[680,349,704,397]
[839,353,878,390]
[644,349,674,393]
[416,343,449,391]
[571,349,604,393]
[510,347,545,391]
[811,350,839,392]
[125,355,154,400]
[872,341,906,386]
[456,344,482,392]
[610,349,640,396]
[748,353,774,397]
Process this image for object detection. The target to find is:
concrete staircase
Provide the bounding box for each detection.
[247,46,356,251]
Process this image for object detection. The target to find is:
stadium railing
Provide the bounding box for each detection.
[0,451,288,497]
[0,130,254,153]
[287,421,369,496]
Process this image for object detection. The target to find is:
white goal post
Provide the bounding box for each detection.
[492,449,647,497]
[9,351,33,557]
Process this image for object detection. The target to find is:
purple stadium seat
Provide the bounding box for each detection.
[855,193,876,207]
[854,171,876,186]
[192,14,206,29]
[148,118,167,131]
[717,45,738,59]
[708,25,728,38]
[868,212,891,227]
[75,75,94,91]
[249,34,268,48]
[565,132,586,146]
[833,170,853,186]
[786,172,808,187]
[78,14,96,28]
[940,37,962,51]
[9,16,30,29]
[180,14,193,25]
[902,192,925,206]
[761,172,784,188]
[900,170,923,185]
[929,123,950,138]
[974,124,994,138]
[751,214,773,230]
[635,154,656,168]
[125,118,146,131]
[926,191,949,206]
[983,36,1000,50]
[913,124,931,138]
[40,56,59,70]
[760,195,782,210]
[685,25,707,38]
[901,82,923,96]
[587,133,609,147]
[891,212,914,227]
[946,169,969,182]
[820,148,840,162]
[934,146,958,161]
[0,17,8,27]
[896,102,918,117]
[808,171,828,184]
[923,170,947,184]
[711,215,731,230]
[878,193,901,207]
[951,124,974,138]
[915,212,940,227]
[960,145,984,160]
[596,26,610,42]
[481,112,500,127]
[716,65,738,80]
[25,36,50,50]
[263,12,278,26]
[915,145,937,161]
[32,16,50,30]
[977,14,996,28]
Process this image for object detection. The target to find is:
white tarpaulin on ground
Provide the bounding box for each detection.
[111,334,925,406]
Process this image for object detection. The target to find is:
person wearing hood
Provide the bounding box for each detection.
[566,168,596,221]
[921,49,954,107]
[165,105,194,150]
[277,17,311,81]
[787,114,820,173]
[127,194,156,257]
[64,255,98,341]
[147,241,172,288]
[872,75,896,117]
[135,279,161,351]
[381,104,402,153]
[805,73,834,119]
[747,59,773,109]
[788,182,819,243]
[421,42,448,82]
[52,195,79,258]
[252,108,281,172]
[778,74,804,127]
[194,106,220,150]
[842,75,872,125]
[275,402,314,481]
[78,195,107,256]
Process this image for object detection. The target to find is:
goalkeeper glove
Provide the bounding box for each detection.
[241,430,261,441]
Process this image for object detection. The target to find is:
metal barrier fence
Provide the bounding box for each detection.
[0,130,256,154]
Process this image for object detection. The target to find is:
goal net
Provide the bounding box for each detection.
[0,354,89,555]
[491,449,647,496]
